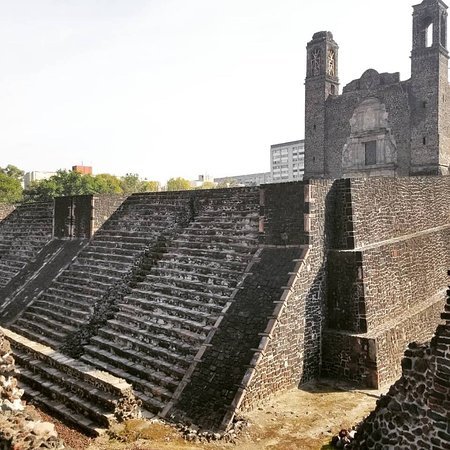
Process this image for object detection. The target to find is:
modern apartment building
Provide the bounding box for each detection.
[214,172,272,187]
[23,171,57,189]
[270,140,305,183]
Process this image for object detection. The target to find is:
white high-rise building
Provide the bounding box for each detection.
[23,171,57,189]
[270,140,305,183]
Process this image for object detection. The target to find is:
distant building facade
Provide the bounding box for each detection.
[72,165,93,175]
[270,140,305,183]
[304,0,450,179]
[23,171,57,189]
[214,172,271,187]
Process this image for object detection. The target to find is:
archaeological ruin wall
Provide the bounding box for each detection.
[353,284,450,449]
[0,202,54,288]
[0,204,15,222]
[323,176,449,387]
[0,177,448,433]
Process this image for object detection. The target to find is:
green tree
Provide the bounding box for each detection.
[0,165,24,181]
[92,173,123,194]
[166,177,192,191]
[142,180,160,192]
[197,181,216,190]
[0,172,23,203]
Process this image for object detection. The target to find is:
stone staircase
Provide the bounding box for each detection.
[2,327,139,436]
[80,189,261,415]
[0,202,53,287]
[10,193,192,349]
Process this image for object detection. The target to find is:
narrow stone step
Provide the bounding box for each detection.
[21,311,77,336]
[141,274,236,296]
[133,282,229,306]
[39,292,95,314]
[119,302,217,327]
[33,300,91,321]
[26,304,86,327]
[79,353,167,415]
[116,309,212,337]
[164,246,254,262]
[160,253,248,271]
[156,261,244,280]
[124,291,224,316]
[19,383,103,436]
[9,322,60,349]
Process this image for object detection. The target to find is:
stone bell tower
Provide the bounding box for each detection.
[304,31,339,179]
[410,0,450,175]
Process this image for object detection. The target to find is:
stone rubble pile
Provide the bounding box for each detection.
[0,332,66,449]
[177,415,248,443]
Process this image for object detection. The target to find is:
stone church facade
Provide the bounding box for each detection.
[304,0,450,179]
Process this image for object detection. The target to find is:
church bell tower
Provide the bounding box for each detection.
[304,31,339,179]
[410,0,450,175]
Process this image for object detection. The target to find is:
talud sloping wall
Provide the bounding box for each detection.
[0,204,15,222]
[239,180,335,412]
[353,288,450,449]
[323,176,449,387]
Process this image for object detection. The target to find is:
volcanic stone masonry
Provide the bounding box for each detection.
[353,279,450,450]
[0,176,448,432]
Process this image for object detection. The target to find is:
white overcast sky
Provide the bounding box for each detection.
[0,0,414,183]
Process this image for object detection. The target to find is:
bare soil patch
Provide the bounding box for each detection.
[33,380,384,450]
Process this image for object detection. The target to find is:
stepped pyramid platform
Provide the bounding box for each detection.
[1,178,448,433]
[0,202,53,288]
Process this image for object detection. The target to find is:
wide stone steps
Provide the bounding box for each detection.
[32,300,91,321]
[69,260,129,278]
[133,281,230,306]
[92,232,155,245]
[109,308,207,343]
[39,292,96,313]
[116,308,211,336]
[165,246,254,263]
[19,311,77,336]
[153,266,241,286]
[164,251,248,268]
[77,250,136,264]
[65,268,123,284]
[24,304,86,327]
[4,327,138,436]
[119,301,217,327]
[52,280,106,298]
[79,353,167,414]
[86,334,189,384]
[124,292,224,316]
[140,275,236,296]
[10,318,66,348]
[57,274,112,291]
[157,260,244,278]
[19,367,115,428]
[79,245,142,257]
[171,238,257,252]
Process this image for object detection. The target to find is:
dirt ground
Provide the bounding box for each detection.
[34,379,384,450]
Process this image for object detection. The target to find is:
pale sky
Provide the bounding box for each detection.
[0,0,414,183]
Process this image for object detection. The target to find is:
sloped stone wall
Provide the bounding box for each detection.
[353,286,450,449]
[0,204,15,222]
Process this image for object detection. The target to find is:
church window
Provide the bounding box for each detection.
[423,136,427,145]
[364,141,377,166]
[327,50,336,76]
[424,18,433,47]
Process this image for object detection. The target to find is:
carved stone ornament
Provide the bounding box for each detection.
[311,48,321,76]
[327,50,335,76]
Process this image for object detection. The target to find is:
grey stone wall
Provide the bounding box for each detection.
[349,176,450,248]
[323,176,450,388]
[260,182,306,245]
[92,195,127,234]
[240,180,335,410]
[353,289,450,449]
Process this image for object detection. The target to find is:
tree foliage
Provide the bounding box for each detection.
[0,172,23,204]
[166,177,192,192]
[23,170,161,202]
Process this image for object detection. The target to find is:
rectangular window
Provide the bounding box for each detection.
[364,141,377,166]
